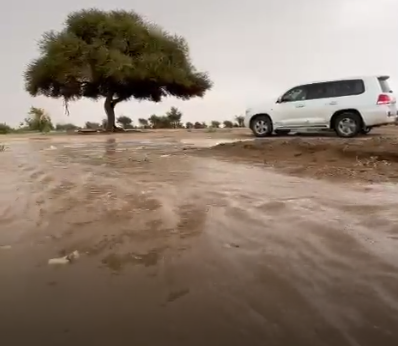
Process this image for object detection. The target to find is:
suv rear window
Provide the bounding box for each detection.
[333,79,365,97]
[378,77,392,93]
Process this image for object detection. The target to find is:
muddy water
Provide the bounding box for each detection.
[1,138,398,346]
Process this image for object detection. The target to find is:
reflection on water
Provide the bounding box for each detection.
[1,138,398,346]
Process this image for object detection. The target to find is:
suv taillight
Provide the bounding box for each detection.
[377,94,391,105]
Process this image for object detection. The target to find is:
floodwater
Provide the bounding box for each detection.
[1,137,398,346]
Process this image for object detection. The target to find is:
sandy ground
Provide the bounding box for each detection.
[1,128,398,345]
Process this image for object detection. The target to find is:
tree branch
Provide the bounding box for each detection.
[111,97,124,105]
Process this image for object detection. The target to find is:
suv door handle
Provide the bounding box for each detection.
[327,101,337,105]
[295,104,305,108]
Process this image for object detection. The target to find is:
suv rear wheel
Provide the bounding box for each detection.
[251,115,273,137]
[334,112,362,138]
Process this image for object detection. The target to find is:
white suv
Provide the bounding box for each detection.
[244,75,397,138]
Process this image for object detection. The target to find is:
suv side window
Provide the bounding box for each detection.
[306,82,336,100]
[280,85,307,102]
[305,79,365,100]
[333,79,365,97]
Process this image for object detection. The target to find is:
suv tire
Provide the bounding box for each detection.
[251,115,273,137]
[360,127,372,135]
[275,129,291,136]
[334,112,362,138]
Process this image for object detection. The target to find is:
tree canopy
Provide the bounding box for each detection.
[24,9,212,131]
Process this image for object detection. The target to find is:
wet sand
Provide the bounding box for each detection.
[1,130,398,345]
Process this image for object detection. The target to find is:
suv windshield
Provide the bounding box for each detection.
[378,77,392,93]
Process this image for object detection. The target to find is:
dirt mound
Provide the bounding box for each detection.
[199,137,398,183]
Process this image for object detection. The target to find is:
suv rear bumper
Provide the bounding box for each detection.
[362,106,397,127]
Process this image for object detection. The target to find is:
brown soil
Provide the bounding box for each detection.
[199,136,398,183]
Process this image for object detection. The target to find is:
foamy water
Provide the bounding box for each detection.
[1,138,398,346]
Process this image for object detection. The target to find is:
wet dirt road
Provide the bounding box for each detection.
[1,137,398,346]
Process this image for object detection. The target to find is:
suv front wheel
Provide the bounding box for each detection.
[360,127,372,135]
[334,112,362,138]
[251,115,273,137]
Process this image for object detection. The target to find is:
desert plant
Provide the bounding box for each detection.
[24,9,212,132]
[223,120,233,128]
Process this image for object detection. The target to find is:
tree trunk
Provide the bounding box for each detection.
[104,95,116,132]
[104,95,125,132]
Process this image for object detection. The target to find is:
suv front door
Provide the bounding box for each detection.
[303,82,336,126]
[274,85,308,128]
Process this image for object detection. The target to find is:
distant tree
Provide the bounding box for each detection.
[166,107,183,128]
[24,9,212,132]
[223,120,233,128]
[185,121,193,129]
[193,122,203,129]
[138,118,149,128]
[235,115,244,127]
[85,121,101,129]
[149,114,160,128]
[201,122,208,128]
[117,115,133,129]
[210,120,220,128]
[55,123,78,131]
[25,107,54,132]
[0,123,13,134]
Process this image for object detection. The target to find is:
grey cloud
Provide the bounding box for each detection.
[0,0,397,125]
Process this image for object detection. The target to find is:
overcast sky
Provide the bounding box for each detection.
[1,0,397,126]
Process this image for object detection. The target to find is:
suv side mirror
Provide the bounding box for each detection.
[276,96,282,103]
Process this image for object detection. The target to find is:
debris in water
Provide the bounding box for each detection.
[0,245,11,250]
[224,243,240,249]
[44,145,57,151]
[160,154,170,157]
[48,250,80,265]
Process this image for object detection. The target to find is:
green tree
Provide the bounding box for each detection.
[223,120,233,128]
[117,115,133,129]
[210,120,220,128]
[185,121,193,129]
[166,107,183,128]
[235,115,245,127]
[138,118,149,128]
[25,107,54,132]
[24,9,212,132]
